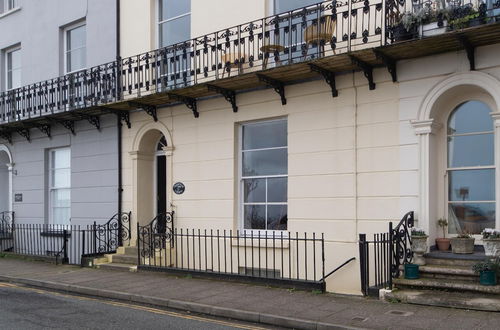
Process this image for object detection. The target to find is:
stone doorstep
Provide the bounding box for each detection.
[95,262,138,272]
[385,289,500,312]
[424,256,480,267]
[417,264,478,282]
[393,277,500,295]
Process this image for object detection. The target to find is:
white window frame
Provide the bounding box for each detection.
[48,147,71,225]
[5,46,21,91]
[445,102,496,235]
[157,0,191,49]
[63,21,86,74]
[238,118,288,236]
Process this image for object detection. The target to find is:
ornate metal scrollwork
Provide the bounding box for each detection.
[390,211,414,278]
[0,211,14,241]
[93,212,132,254]
[138,212,175,259]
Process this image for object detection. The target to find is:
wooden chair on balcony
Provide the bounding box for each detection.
[303,15,336,60]
[221,52,248,78]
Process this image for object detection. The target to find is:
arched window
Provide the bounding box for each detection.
[447,101,495,234]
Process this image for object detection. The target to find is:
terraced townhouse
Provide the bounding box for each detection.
[2,0,500,301]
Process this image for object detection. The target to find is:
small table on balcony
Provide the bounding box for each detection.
[260,44,285,69]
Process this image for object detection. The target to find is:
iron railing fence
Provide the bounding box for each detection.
[2,1,499,127]
[0,211,15,244]
[359,211,414,296]
[138,218,325,290]
[0,212,132,265]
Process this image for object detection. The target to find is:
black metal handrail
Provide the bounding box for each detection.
[389,211,414,278]
[321,256,355,281]
[91,211,132,255]
[0,211,14,236]
[2,0,498,131]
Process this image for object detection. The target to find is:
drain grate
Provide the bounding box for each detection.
[385,310,414,317]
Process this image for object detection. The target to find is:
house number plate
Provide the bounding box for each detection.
[173,182,185,195]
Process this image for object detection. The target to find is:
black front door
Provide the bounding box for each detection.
[156,155,167,215]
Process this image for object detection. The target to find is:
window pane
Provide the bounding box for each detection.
[448,203,495,235]
[8,68,21,89]
[244,178,266,203]
[68,25,86,50]
[159,15,190,47]
[243,120,287,150]
[448,101,493,135]
[8,49,21,69]
[160,0,190,21]
[67,48,86,72]
[244,205,265,229]
[448,169,495,201]
[51,189,71,208]
[52,169,71,188]
[448,133,494,167]
[267,177,287,202]
[52,207,71,225]
[53,149,71,169]
[274,0,319,13]
[267,205,287,230]
[243,149,287,176]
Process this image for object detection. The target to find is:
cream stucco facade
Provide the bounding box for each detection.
[118,0,500,294]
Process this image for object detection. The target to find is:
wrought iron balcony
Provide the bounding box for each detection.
[1,0,500,142]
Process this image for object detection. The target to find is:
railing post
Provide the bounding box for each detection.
[81,229,86,267]
[321,233,326,292]
[388,221,394,290]
[93,221,97,255]
[136,222,141,266]
[358,233,368,296]
[62,229,69,264]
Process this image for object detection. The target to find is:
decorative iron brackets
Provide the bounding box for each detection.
[0,130,12,144]
[206,84,238,112]
[458,35,475,70]
[58,120,76,135]
[350,56,376,90]
[37,124,52,138]
[86,115,101,131]
[16,128,31,142]
[129,102,158,122]
[308,64,338,97]
[257,74,286,105]
[168,94,199,118]
[99,107,131,129]
[373,50,397,82]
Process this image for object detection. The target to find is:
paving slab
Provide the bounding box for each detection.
[2,258,500,330]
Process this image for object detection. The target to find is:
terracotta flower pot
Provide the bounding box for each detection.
[435,238,451,252]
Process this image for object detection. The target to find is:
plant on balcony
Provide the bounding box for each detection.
[451,231,475,254]
[448,4,487,30]
[436,218,451,252]
[482,228,500,257]
[472,258,499,286]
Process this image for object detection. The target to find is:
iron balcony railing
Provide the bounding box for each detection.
[1,0,499,127]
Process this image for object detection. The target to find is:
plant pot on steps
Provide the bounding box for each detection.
[404,263,420,279]
[411,236,428,265]
[435,238,451,251]
[479,270,497,286]
[483,238,500,257]
[450,237,475,254]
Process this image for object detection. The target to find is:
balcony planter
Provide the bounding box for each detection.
[450,237,475,254]
[421,20,448,37]
[404,263,419,279]
[391,24,417,42]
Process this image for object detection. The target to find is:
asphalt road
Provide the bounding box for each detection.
[0,282,275,330]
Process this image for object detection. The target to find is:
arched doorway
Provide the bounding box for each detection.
[0,145,13,214]
[129,123,173,243]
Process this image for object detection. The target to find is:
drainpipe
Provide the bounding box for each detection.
[116,0,123,237]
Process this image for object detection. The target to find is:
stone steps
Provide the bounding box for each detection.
[96,262,138,272]
[418,264,478,282]
[386,289,500,312]
[108,254,137,265]
[393,277,500,295]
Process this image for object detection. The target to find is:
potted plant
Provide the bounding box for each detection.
[451,231,475,254]
[411,227,428,265]
[448,4,486,30]
[436,218,451,252]
[472,258,499,286]
[482,228,500,257]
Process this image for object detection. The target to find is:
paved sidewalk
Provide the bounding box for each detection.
[1,258,500,330]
